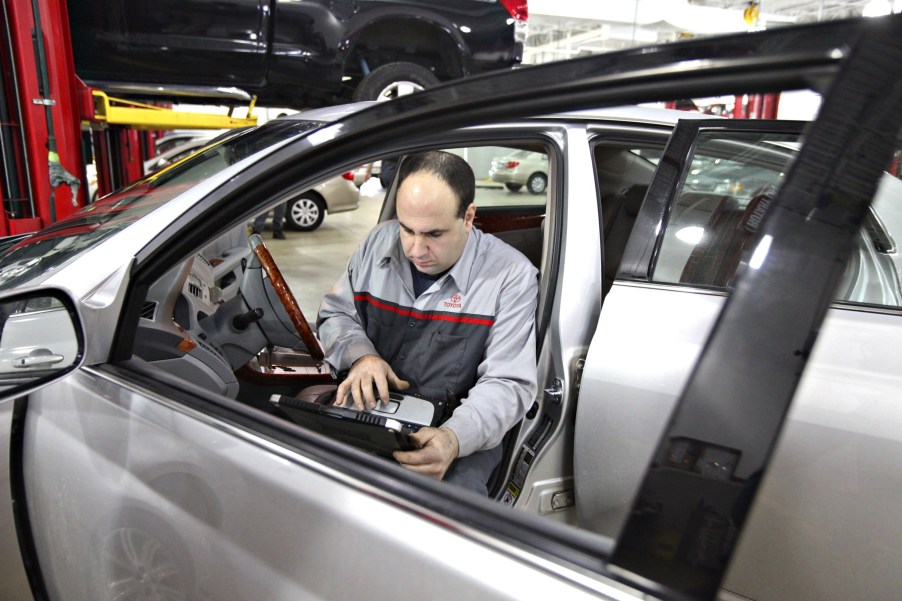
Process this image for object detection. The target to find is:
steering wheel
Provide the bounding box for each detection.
[250,237,325,364]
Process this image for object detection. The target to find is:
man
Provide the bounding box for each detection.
[317,150,538,494]
[252,204,286,239]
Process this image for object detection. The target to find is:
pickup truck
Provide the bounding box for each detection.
[67,0,527,107]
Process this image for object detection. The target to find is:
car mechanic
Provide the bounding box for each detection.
[317,150,539,494]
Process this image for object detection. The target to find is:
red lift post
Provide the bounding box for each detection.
[1,0,89,236]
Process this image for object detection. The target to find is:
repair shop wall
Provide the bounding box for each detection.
[2,0,87,235]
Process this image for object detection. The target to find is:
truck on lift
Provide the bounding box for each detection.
[67,0,529,108]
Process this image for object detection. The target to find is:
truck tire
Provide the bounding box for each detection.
[353,62,439,102]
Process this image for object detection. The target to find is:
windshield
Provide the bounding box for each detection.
[0,120,319,292]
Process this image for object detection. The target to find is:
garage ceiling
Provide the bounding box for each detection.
[525,0,898,64]
[690,0,882,21]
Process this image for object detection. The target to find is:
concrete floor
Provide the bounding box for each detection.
[262,181,385,318]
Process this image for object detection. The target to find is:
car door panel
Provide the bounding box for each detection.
[575,283,724,538]
[21,368,616,601]
[0,402,31,600]
[577,285,902,601]
[576,78,902,598]
[722,306,902,601]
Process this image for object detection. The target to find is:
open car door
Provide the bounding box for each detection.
[577,30,902,601]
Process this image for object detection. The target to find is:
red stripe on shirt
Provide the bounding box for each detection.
[355,293,495,327]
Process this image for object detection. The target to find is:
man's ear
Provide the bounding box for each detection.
[464,203,477,229]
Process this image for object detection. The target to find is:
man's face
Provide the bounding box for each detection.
[396,171,476,275]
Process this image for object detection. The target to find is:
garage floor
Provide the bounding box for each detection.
[266,182,385,318]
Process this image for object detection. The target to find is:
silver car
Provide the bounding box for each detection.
[142,135,360,231]
[488,148,549,194]
[1,16,901,601]
[283,172,360,231]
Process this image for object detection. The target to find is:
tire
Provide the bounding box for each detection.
[527,172,548,195]
[92,508,194,601]
[353,62,440,102]
[504,183,523,192]
[285,194,326,232]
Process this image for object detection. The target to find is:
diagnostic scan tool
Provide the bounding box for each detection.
[270,390,447,457]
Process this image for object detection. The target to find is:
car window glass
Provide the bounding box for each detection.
[653,131,799,288]
[446,144,549,271]
[476,147,549,206]
[248,142,552,320]
[142,137,554,402]
[0,120,319,293]
[653,130,902,309]
[593,142,665,295]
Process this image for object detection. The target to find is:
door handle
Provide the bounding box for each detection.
[13,348,65,368]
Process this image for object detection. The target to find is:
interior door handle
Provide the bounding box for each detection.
[13,349,65,368]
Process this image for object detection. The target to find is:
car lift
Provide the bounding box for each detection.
[0,0,257,237]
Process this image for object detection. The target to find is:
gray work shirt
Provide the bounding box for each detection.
[317,220,539,457]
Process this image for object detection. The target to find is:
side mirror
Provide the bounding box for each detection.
[0,288,84,398]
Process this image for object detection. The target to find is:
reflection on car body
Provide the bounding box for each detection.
[0,296,78,389]
[0,15,901,601]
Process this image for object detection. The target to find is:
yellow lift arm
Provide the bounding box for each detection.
[91,90,258,131]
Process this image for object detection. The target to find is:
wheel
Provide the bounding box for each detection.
[92,508,194,601]
[353,62,440,102]
[504,183,523,192]
[250,236,324,363]
[527,172,548,195]
[285,194,326,232]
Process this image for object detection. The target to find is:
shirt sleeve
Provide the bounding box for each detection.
[442,258,539,457]
[317,241,379,373]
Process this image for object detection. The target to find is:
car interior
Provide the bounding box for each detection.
[128,123,902,532]
[128,133,676,515]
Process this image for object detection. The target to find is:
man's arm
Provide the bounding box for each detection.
[317,230,408,409]
[442,258,539,458]
[317,252,378,372]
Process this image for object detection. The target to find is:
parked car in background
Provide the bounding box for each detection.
[1,16,901,601]
[353,161,382,187]
[283,172,360,231]
[144,132,359,231]
[67,0,527,108]
[489,148,548,193]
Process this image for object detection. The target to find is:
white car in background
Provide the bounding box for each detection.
[143,134,360,232]
[283,172,359,231]
[489,148,548,194]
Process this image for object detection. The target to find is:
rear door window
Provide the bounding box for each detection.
[652,130,798,288]
[651,128,902,308]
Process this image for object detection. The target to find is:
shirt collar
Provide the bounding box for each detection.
[380,221,482,294]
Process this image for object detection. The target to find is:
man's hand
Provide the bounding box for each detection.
[335,354,409,411]
[393,427,460,480]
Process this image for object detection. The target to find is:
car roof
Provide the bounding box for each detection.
[284,100,715,130]
[282,102,378,124]
[551,104,720,125]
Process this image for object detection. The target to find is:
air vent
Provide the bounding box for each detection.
[195,337,229,367]
[140,301,157,320]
